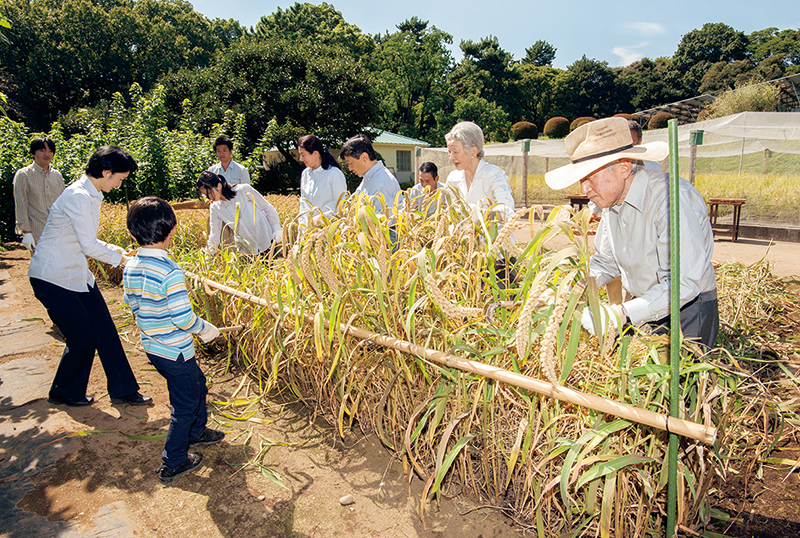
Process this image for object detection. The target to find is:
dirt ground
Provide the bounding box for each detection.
[0,244,518,538]
[2,235,800,538]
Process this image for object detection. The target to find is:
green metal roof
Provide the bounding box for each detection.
[371,129,430,146]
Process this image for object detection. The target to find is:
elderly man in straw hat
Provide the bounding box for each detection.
[545,117,718,349]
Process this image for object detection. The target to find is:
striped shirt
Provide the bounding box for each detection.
[28,175,124,292]
[123,248,210,361]
[13,162,65,242]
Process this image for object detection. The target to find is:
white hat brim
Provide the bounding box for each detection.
[545,141,670,190]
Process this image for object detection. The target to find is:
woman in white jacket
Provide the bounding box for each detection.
[444,121,515,223]
[297,134,347,235]
[196,171,281,256]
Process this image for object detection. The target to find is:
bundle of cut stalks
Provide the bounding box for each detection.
[95,189,799,537]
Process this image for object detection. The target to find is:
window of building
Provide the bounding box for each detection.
[396,150,412,172]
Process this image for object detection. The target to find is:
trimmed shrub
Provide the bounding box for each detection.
[543,117,570,139]
[647,112,675,130]
[511,121,538,140]
[613,113,638,121]
[570,116,596,131]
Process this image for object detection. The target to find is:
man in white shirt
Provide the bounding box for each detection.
[13,137,65,251]
[545,117,718,349]
[339,134,401,218]
[207,136,250,186]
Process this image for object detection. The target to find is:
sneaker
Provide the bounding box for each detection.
[189,428,225,448]
[157,452,203,484]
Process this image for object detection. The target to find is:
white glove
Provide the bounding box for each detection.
[581,304,626,337]
[108,243,126,255]
[198,322,220,343]
[21,233,36,252]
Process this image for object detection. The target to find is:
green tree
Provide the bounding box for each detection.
[671,22,748,94]
[0,0,222,129]
[209,17,249,47]
[163,38,377,180]
[747,27,800,67]
[514,63,564,126]
[617,57,681,111]
[370,17,453,141]
[522,40,557,67]
[699,59,755,94]
[449,36,521,119]
[254,2,373,58]
[554,56,624,119]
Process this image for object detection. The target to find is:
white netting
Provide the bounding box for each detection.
[420,112,800,222]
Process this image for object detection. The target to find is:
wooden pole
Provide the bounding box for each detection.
[414,147,421,184]
[689,143,697,185]
[765,148,770,175]
[739,138,745,175]
[186,271,717,446]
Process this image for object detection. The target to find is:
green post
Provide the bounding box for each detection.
[667,119,681,537]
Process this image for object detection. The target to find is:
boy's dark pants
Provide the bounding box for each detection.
[147,353,208,468]
[30,277,140,400]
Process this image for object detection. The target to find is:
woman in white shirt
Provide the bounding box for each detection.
[28,146,150,407]
[444,121,515,223]
[297,134,347,235]
[196,171,282,256]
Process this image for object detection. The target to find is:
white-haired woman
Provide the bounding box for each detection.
[444,121,515,223]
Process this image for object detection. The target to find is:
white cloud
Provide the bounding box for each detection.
[613,43,648,66]
[623,22,667,35]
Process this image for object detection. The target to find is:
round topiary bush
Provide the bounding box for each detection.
[543,117,570,139]
[648,112,675,130]
[613,113,638,121]
[511,121,539,140]
[570,116,596,131]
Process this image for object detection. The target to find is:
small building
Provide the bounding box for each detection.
[261,129,430,185]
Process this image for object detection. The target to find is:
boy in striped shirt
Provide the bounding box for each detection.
[123,196,224,484]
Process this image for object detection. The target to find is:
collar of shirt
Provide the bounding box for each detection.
[610,170,647,215]
[32,161,50,174]
[137,247,171,259]
[77,174,104,202]
[362,161,385,182]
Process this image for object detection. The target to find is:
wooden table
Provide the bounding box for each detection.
[566,194,590,211]
[707,198,745,242]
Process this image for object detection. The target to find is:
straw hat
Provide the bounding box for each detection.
[544,117,669,190]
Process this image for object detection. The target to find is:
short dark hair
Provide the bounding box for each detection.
[339,134,376,161]
[297,134,341,170]
[419,162,438,177]
[213,136,233,151]
[85,146,138,178]
[30,137,56,155]
[127,196,177,246]
[627,119,643,144]
[196,170,236,201]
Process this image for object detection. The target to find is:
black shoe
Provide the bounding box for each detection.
[47,395,94,407]
[157,452,203,484]
[111,392,152,405]
[189,428,225,448]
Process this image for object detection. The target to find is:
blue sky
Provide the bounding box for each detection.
[188,0,796,69]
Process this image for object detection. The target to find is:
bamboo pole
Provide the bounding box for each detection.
[186,271,717,446]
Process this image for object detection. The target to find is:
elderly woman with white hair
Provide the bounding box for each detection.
[444,121,516,223]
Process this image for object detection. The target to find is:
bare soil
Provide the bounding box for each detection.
[0,245,517,538]
[2,241,800,538]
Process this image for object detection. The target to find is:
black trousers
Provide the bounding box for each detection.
[30,278,140,400]
[647,289,720,350]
